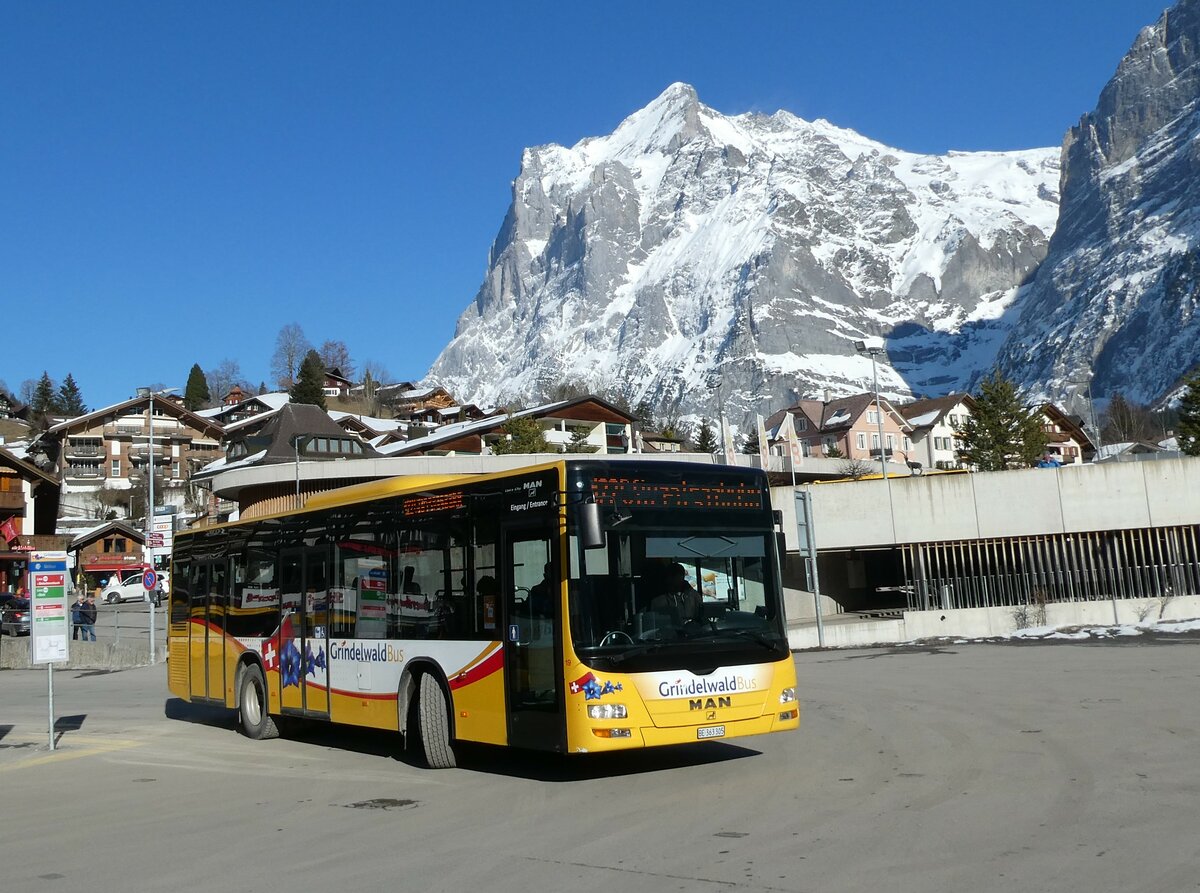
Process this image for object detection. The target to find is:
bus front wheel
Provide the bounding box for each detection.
[417,673,456,769]
[239,664,279,740]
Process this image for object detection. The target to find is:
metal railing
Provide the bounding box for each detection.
[902,524,1200,611]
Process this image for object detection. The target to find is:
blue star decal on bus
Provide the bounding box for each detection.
[571,671,623,700]
[280,639,303,689]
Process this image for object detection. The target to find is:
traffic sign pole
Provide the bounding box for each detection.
[144,569,158,664]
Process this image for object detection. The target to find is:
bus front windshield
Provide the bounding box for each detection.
[567,527,789,672]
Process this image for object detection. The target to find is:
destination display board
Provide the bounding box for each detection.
[400,471,558,519]
[588,474,764,511]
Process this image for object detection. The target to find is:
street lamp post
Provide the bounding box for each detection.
[1068,378,1103,456]
[855,337,896,543]
[137,385,178,663]
[854,337,890,481]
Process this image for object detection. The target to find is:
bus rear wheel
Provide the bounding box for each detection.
[239,664,279,740]
[417,673,456,769]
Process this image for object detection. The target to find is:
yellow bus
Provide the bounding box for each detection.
[166,459,799,767]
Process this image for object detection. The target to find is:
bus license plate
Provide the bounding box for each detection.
[697,725,725,740]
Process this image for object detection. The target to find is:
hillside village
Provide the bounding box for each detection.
[0,359,1188,603]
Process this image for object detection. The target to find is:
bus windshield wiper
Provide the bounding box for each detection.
[719,628,783,651]
[606,640,673,664]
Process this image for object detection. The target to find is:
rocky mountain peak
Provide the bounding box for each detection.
[994,0,1200,410]
[428,84,1060,427]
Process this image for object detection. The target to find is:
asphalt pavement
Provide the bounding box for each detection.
[2,638,1198,893]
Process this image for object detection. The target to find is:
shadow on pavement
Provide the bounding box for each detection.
[282,720,760,780]
[164,697,236,730]
[161,699,762,780]
[53,714,88,746]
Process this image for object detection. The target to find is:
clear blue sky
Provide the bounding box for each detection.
[0,0,1172,409]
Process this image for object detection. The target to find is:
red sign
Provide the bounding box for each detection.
[0,517,18,544]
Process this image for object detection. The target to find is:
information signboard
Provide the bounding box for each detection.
[28,550,70,664]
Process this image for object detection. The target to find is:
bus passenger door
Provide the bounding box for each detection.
[188,562,209,700]
[502,526,562,750]
[302,551,330,717]
[278,551,305,714]
[205,559,229,703]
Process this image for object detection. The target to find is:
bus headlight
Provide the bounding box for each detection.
[779,687,797,704]
[587,703,628,720]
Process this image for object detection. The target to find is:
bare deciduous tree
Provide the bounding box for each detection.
[360,359,391,386]
[318,340,355,379]
[270,323,312,390]
[838,457,875,480]
[207,359,248,403]
[1100,392,1154,444]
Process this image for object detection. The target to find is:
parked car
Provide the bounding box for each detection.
[101,569,163,606]
[0,597,30,635]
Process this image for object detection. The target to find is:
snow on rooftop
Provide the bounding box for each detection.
[906,409,941,428]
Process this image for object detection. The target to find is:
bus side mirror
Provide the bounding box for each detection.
[580,502,605,550]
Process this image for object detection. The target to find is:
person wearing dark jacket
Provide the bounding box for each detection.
[71,592,86,639]
[80,594,98,641]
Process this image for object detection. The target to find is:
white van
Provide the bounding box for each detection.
[101,567,164,606]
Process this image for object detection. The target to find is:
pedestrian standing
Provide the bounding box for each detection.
[71,591,86,639]
[81,594,98,641]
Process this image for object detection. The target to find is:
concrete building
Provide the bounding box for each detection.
[775,457,1200,645]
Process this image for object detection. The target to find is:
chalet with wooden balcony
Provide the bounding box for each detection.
[381,397,634,457]
[322,368,354,399]
[0,446,62,593]
[36,396,225,517]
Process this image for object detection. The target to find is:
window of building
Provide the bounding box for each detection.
[111,459,121,477]
[172,460,180,478]
[903,436,912,451]
[856,432,866,450]
[885,434,895,452]
[866,409,879,424]
[871,433,880,450]
[795,416,807,432]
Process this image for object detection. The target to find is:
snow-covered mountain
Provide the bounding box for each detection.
[994,0,1200,411]
[428,82,1060,424]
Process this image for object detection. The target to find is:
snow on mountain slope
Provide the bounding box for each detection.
[994,0,1200,410]
[428,82,1059,424]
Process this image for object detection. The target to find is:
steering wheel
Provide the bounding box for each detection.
[600,630,634,647]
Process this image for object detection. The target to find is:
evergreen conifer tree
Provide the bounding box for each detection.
[31,371,58,415]
[695,418,717,453]
[289,350,327,409]
[1177,373,1200,456]
[741,430,760,455]
[183,364,211,411]
[957,372,1048,471]
[565,427,598,453]
[56,373,87,415]
[490,414,553,454]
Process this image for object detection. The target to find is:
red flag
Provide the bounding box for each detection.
[0,517,19,545]
[569,672,596,695]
